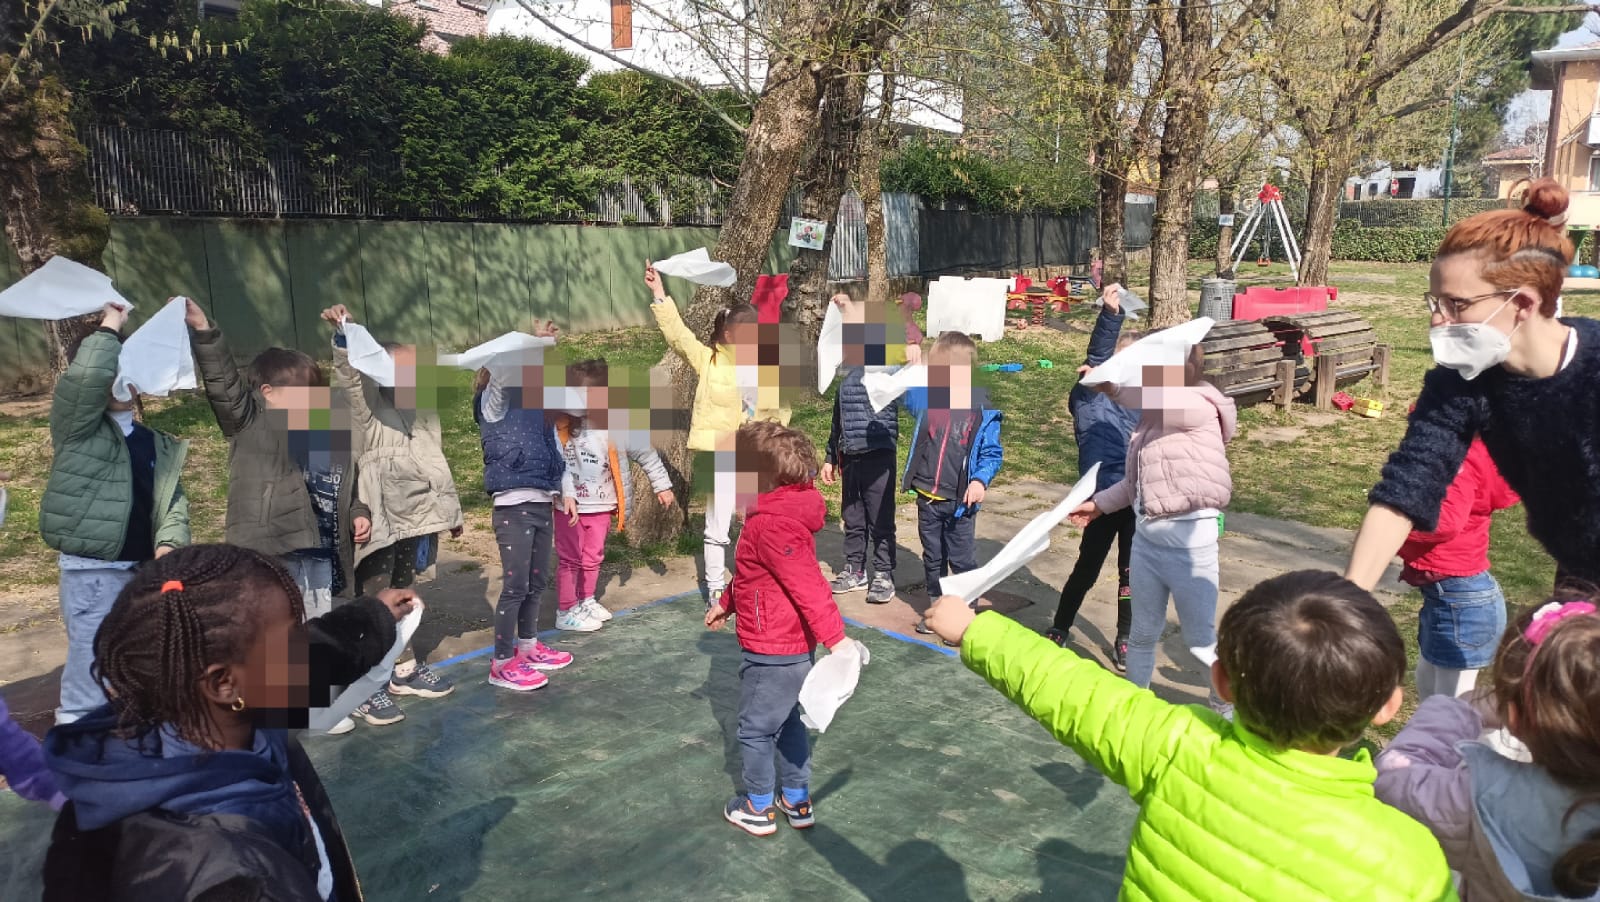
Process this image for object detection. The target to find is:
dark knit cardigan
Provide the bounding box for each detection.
[1369,317,1600,583]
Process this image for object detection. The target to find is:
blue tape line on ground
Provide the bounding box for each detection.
[841,615,958,657]
[429,589,705,670]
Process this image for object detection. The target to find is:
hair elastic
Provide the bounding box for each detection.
[1524,601,1596,646]
[160,580,184,594]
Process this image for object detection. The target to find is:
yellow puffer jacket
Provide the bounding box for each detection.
[961,612,1459,902]
[651,296,789,451]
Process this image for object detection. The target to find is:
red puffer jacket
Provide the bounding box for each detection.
[727,483,846,655]
[1397,438,1520,583]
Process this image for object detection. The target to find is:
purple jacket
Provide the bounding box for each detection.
[1375,694,1600,902]
[0,694,63,808]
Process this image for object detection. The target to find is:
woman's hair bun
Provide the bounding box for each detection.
[1522,178,1570,223]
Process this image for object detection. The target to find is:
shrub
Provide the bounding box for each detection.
[1331,223,1446,263]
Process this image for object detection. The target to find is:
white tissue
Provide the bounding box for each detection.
[0,256,133,320]
[816,302,844,394]
[438,332,556,371]
[1080,318,1213,388]
[798,638,870,732]
[653,247,737,288]
[341,319,395,387]
[308,603,423,733]
[863,364,926,412]
[940,464,1101,604]
[112,297,195,402]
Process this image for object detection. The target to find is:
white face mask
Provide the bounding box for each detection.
[1429,297,1521,381]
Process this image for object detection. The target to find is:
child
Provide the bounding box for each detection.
[822,294,902,605]
[923,570,1459,902]
[1049,285,1139,668]
[41,544,415,901]
[41,303,190,724]
[898,292,925,366]
[320,306,465,717]
[705,421,851,836]
[902,331,1003,640]
[553,358,676,632]
[1,694,63,809]
[1070,308,1235,710]
[475,334,575,692]
[1395,427,1519,700]
[645,262,789,609]
[1376,598,1600,901]
[186,302,371,731]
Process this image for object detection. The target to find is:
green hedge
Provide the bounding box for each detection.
[1331,222,1446,263]
[1338,198,1504,229]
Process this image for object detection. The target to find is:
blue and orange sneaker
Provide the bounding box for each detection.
[776,795,815,829]
[724,795,778,837]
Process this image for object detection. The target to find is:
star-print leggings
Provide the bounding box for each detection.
[493,501,556,659]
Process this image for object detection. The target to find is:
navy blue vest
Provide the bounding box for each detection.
[475,390,565,496]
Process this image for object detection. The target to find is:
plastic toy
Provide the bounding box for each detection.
[1330,391,1355,411]
[1038,360,1054,369]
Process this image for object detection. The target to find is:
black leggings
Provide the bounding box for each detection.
[356,536,424,595]
[1052,506,1134,636]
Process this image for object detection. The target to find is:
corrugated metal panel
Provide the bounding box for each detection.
[884,192,920,277]
[828,192,867,281]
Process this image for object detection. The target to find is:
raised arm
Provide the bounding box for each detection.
[51,310,123,447]
[185,300,259,439]
[959,610,1202,800]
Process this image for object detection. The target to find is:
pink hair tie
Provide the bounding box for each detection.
[1524,601,1596,646]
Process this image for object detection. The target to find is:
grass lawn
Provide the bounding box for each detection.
[1,259,1578,616]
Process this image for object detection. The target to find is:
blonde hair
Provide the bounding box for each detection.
[931,331,977,365]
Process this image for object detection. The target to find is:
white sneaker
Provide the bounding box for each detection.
[555,607,602,632]
[325,716,355,736]
[581,598,613,622]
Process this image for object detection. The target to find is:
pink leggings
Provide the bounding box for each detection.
[555,510,612,610]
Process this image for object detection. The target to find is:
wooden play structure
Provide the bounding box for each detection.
[1200,303,1389,410]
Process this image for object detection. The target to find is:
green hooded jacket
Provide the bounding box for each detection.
[39,329,189,560]
[960,611,1459,902]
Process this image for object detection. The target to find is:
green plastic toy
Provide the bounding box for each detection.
[1038,359,1054,369]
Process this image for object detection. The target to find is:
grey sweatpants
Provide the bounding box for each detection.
[1125,534,1221,706]
[57,566,137,724]
[737,654,814,798]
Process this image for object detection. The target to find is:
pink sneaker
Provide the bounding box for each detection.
[487,656,549,691]
[515,638,573,671]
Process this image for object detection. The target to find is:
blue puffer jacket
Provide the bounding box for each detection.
[1070,306,1139,493]
[900,386,1003,519]
[475,389,565,496]
[825,366,900,463]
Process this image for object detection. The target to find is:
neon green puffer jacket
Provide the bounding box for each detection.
[961,612,1458,902]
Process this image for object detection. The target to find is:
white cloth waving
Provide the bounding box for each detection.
[113,297,195,402]
[0,256,133,319]
[799,638,871,732]
[652,247,737,288]
[940,464,1101,604]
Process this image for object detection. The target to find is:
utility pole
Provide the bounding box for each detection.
[1441,44,1466,228]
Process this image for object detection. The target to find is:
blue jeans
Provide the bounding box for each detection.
[1417,571,1507,669]
[283,554,335,621]
[57,566,137,724]
[916,496,977,598]
[736,654,813,798]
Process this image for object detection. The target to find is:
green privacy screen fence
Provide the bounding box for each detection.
[0,217,801,385]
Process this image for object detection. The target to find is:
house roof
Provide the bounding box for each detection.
[1532,41,1600,90]
[391,0,487,54]
[1482,144,1540,164]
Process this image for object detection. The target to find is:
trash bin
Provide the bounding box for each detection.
[1200,278,1236,322]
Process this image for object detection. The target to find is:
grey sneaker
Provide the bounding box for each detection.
[354,688,405,726]
[389,663,455,699]
[865,573,896,604]
[830,568,867,594]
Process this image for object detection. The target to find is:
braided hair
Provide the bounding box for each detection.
[92,544,305,749]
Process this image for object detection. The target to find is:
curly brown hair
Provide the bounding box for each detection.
[735,420,818,493]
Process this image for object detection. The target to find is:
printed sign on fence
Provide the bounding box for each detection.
[788,218,828,250]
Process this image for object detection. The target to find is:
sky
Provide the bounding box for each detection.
[1503,14,1600,142]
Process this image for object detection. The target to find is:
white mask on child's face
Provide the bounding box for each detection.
[1429,298,1521,381]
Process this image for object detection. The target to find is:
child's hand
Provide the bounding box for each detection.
[656,489,675,507]
[533,319,560,339]
[450,524,464,539]
[154,544,174,559]
[375,588,418,620]
[100,302,129,332]
[925,595,976,646]
[705,603,730,631]
[182,298,209,331]
[963,480,986,506]
[820,462,836,485]
[1101,283,1122,313]
[644,261,666,300]
[1068,501,1100,527]
[353,516,372,545]
[320,305,351,329]
[904,344,922,366]
[562,496,578,526]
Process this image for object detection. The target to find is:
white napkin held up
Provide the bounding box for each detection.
[0,256,133,320]
[816,302,844,394]
[340,319,396,387]
[438,332,556,371]
[862,364,927,412]
[653,247,737,288]
[798,638,870,732]
[112,297,196,402]
[940,464,1101,604]
[1080,318,1213,389]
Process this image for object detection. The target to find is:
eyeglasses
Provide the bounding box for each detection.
[1424,289,1516,321]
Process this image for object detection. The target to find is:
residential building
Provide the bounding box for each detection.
[1533,42,1600,227]
[1481,144,1543,198]
[1343,165,1445,201]
[389,0,489,53]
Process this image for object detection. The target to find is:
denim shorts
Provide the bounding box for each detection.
[1417,571,1508,669]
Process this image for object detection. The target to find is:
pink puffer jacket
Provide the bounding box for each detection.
[1093,382,1235,518]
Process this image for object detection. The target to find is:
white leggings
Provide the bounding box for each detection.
[1125,535,1225,711]
[704,454,737,592]
[1415,660,1479,700]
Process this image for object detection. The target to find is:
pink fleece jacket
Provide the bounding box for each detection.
[1093,382,1236,518]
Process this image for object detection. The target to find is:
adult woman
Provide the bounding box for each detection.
[1346,179,1597,591]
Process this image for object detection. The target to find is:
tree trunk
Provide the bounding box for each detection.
[859,71,894,307]
[1147,90,1211,327]
[1298,141,1352,288]
[1090,1,1136,286]
[0,73,112,373]
[1097,161,1130,285]
[1215,182,1237,278]
[623,20,832,545]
